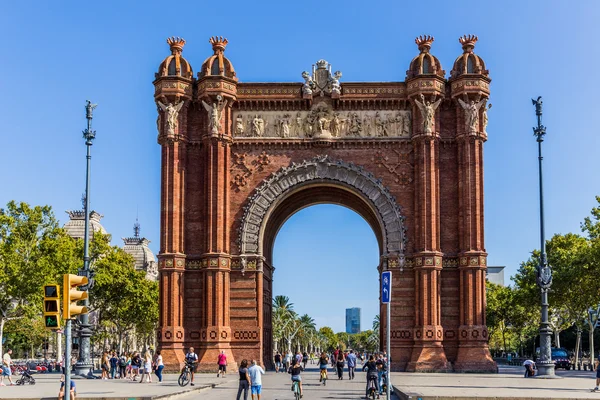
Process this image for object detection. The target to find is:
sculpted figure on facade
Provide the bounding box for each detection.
[250,114,266,137]
[402,112,412,136]
[375,112,389,137]
[294,112,303,137]
[414,94,442,134]
[301,71,315,95]
[483,103,491,135]
[201,98,228,135]
[458,97,486,134]
[330,113,342,137]
[235,114,245,136]
[279,114,291,138]
[329,71,342,94]
[348,112,362,137]
[157,100,184,137]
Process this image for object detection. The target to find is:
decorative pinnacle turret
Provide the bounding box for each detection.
[133,218,140,238]
[459,35,478,53]
[209,36,228,53]
[415,35,434,53]
[167,36,186,55]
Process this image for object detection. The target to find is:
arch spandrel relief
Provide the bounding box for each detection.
[239,155,407,256]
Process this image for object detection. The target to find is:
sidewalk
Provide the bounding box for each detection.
[0,372,237,400]
[392,366,599,400]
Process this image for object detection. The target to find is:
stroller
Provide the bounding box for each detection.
[16,368,36,385]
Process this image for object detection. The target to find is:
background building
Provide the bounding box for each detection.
[486,266,505,286]
[346,307,361,334]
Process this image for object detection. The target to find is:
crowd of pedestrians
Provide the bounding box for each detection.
[97,349,164,383]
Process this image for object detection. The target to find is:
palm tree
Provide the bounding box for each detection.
[273,295,294,312]
[372,315,380,332]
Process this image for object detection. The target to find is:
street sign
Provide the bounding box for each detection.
[381,271,392,304]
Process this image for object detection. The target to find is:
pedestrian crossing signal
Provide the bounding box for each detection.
[43,284,61,330]
[45,315,59,328]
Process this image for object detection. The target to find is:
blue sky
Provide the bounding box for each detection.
[1,1,598,332]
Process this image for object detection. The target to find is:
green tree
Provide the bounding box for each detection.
[90,237,159,352]
[0,201,79,356]
[318,327,338,351]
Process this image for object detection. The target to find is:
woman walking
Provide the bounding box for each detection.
[139,350,153,383]
[336,351,345,380]
[100,352,110,380]
[154,350,164,383]
[236,359,251,400]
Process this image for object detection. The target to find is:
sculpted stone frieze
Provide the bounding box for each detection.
[238,155,407,255]
[232,106,411,139]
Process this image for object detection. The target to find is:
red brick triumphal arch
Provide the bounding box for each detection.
[154,34,497,372]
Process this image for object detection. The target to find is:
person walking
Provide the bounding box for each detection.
[138,350,153,383]
[274,352,282,373]
[336,351,345,379]
[118,353,127,379]
[283,351,291,372]
[185,347,198,386]
[217,350,227,377]
[592,353,600,391]
[131,352,141,381]
[0,349,15,386]
[236,359,251,400]
[100,351,110,380]
[347,349,357,380]
[248,359,265,400]
[154,350,164,383]
[109,351,118,379]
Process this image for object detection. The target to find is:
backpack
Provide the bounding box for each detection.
[119,357,126,367]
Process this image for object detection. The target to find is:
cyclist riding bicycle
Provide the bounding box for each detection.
[362,355,380,398]
[318,352,329,382]
[288,359,304,398]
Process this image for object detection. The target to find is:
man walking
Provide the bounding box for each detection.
[248,360,265,400]
[185,347,198,386]
[347,349,357,380]
[1,349,15,386]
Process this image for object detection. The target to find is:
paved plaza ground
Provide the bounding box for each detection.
[393,365,600,400]
[0,365,598,400]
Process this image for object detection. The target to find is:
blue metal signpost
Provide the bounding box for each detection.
[381,270,391,399]
[382,271,391,304]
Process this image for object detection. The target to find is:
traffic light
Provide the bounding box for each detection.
[43,285,61,330]
[62,274,89,320]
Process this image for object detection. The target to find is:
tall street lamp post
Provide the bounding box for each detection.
[74,100,97,378]
[532,96,555,378]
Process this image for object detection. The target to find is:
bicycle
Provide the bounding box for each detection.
[177,362,194,387]
[291,379,301,400]
[367,375,379,399]
[380,371,390,397]
[320,368,327,386]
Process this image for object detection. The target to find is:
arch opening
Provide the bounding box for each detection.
[271,203,380,356]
